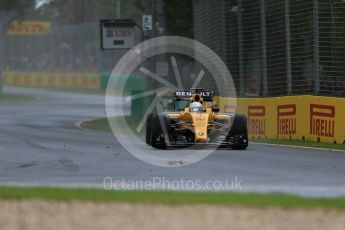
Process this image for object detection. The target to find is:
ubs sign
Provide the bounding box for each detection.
[100,19,136,50]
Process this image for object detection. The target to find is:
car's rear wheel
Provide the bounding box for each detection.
[229,114,248,150]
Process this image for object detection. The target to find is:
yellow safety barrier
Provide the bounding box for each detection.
[217,96,345,144]
[3,72,101,90]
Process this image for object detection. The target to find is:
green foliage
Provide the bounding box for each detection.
[164,0,193,38]
[36,0,144,25]
[0,0,35,17]
[0,0,34,12]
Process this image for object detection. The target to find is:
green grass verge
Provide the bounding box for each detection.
[0,94,35,102]
[7,85,108,95]
[252,138,345,151]
[16,85,128,95]
[83,118,111,132]
[82,116,143,134]
[0,187,345,210]
[29,86,106,95]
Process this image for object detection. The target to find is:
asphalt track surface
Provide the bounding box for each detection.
[1,87,345,197]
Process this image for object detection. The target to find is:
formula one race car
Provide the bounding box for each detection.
[146,88,248,150]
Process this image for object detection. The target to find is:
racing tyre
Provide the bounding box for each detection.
[151,114,171,149]
[229,114,248,150]
[146,113,154,145]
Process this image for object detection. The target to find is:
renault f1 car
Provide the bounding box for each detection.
[146,88,248,150]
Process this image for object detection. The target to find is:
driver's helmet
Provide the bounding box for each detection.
[189,102,205,112]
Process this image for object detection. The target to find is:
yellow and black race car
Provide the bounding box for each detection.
[146,88,248,150]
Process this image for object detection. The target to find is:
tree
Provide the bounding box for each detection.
[0,0,35,16]
[164,0,193,38]
[36,0,143,25]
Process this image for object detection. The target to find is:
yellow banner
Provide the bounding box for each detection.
[7,21,51,35]
[218,96,345,144]
[3,72,100,90]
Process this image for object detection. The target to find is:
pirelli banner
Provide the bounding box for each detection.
[3,72,101,90]
[218,96,345,144]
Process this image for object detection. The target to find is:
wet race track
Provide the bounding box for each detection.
[1,87,345,197]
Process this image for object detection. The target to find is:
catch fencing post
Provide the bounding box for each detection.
[260,0,267,97]
[313,0,320,95]
[238,0,244,96]
[284,0,292,95]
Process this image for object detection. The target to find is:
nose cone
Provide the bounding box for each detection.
[191,113,209,142]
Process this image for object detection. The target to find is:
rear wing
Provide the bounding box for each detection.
[175,90,214,102]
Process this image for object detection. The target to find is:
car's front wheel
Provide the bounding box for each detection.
[150,113,171,149]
